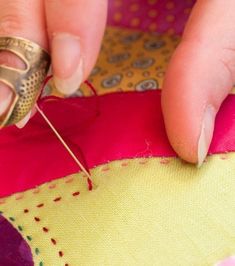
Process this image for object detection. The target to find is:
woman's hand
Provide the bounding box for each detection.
[162,0,235,165]
[0,0,107,127]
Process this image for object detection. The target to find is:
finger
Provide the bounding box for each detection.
[0,0,48,126]
[162,0,235,165]
[45,0,107,95]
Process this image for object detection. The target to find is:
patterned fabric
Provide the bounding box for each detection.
[107,0,195,35]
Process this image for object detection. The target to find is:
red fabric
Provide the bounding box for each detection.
[0,90,234,197]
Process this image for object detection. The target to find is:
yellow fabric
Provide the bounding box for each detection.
[1,154,235,265]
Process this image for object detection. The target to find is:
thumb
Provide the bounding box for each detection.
[162,0,235,165]
[0,0,48,127]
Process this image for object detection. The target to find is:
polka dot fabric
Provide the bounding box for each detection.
[108,0,195,35]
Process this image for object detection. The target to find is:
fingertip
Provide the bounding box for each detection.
[162,42,218,164]
[51,33,83,95]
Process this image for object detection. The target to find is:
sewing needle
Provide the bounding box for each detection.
[36,105,92,180]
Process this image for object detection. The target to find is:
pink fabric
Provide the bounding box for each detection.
[108,0,195,34]
[0,90,235,198]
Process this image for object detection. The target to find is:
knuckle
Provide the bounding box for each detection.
[0,13,24,35]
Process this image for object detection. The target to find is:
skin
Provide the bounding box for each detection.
[0,0,235,164]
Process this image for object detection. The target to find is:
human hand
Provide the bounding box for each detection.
[162,0,235,165]
[0,0,107,127]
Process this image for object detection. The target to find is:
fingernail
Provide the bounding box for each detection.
[0,84,13,116]
[16,111,31,129]
[52,33,83,95]
[197,105,216,167]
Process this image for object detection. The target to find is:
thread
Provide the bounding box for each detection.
[84,80,98,96]
[38,76,94,190]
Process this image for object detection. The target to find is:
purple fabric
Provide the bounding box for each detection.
[0,215,34,266]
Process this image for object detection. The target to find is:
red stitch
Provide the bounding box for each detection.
[139,160,147,165]
[101,166,110,172]
[121,162,129,167]
[24,209,29,213]
[220,154,228,160]
[59,251,64,257]
[34,217,40,222]
[32,189,40,194]
[53,197,62,202]
[43,227,49,232]
[15,194,24,200]
[87,178,93,191]
[65,178,74,183]
[0,200,6,205]
[37,203,44,208]
[51,238,57,245]
[160,158,170,164]
[49,184,57,189]
[72,191,80,197]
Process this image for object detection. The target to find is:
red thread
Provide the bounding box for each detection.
[72,191,80,197]
[84,80,98,96]
[53,197,62,202]
[220,153,228,160]
[102,166,110,172]
[37,203,44,208]
[39,75,53,99]
[38,76,95,192]
[160,158,170,164]
[49,184,57,189]
[15,194,24,200]
[51,238,57,245]
[59,251,64,257]
[65,178,74,183]
[32,189,40,194]
[87,178,93,191]
[31,209,64,260]
[121,162,129,167]
[43,227,49,233]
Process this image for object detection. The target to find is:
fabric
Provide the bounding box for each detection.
[0,215,33,265]
[2,91,235,198]
[108,0,195,35]
[1,156,235,265]
[0,1,235,265]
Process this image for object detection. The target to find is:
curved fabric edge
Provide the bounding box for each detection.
[0,90,234,197]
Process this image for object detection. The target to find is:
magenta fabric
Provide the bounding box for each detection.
[0,215,33,266]
[0,90,234,198]
[107,0,195,34]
